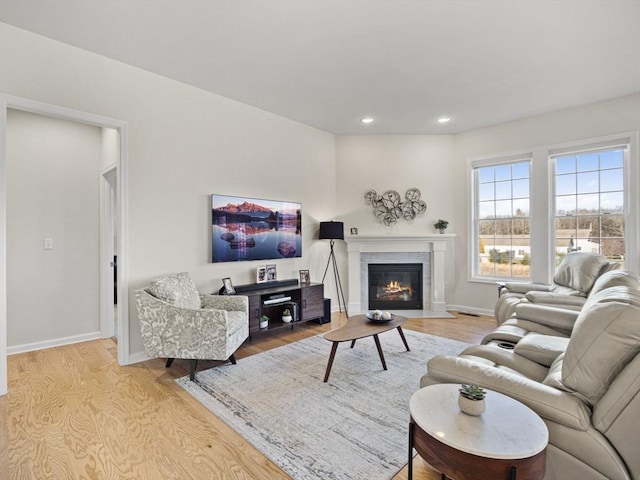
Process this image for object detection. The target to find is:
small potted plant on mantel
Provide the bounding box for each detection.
[260,315,269,329]
[282,309,293,323]
[434,219,449,234]
[458,384,486,416]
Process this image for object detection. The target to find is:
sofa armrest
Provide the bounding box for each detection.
[513,334,569,367]
[425,355,591,430]
[525,291,587,309]
[515,303,580,333]
[201,294,248,312]
[504,282,552,294]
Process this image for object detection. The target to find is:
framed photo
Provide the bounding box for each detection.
[299,269,310,284]
[266,264,277,281]
[256,266,267,283]
[222,277,235,295]
[350,227,358,235]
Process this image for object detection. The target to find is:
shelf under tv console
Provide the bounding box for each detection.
[221,280,327,337]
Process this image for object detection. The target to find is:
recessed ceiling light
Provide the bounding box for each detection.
[437,117,451,124]
[361,117,374,124]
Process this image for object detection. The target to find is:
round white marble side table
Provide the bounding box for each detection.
[408,383,548,480]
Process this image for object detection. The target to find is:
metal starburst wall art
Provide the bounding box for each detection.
[364,188,427,226]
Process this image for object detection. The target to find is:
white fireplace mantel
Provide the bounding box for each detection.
[345,235,453,314]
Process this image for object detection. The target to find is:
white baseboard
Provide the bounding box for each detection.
[7,331,102,355]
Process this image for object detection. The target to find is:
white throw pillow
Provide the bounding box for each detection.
[147,272,201,310]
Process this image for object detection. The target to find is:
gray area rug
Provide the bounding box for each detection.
[176,329,470,480]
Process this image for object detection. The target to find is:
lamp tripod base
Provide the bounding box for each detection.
[321,240,348,318]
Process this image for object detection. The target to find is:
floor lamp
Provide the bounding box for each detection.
[319,221,349,318]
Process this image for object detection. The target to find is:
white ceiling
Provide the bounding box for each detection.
[1,0,639,134]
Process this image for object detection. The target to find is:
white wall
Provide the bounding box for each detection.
[334,135,457,303]
[452,94,640,312]
[0,23,336,358]
[6,109,101,348]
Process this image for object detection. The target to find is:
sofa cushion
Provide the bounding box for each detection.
[553,252,609,294]
[147,272,201,310]
[562,286,640,405]
[542,353,575,393]
[589,269,640,296]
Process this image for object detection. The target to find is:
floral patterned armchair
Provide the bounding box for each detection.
[134,272,249,381]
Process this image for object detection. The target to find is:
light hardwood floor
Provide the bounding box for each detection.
[1,312,496,480]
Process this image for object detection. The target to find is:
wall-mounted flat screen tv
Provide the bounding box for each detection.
[212,194,302,263]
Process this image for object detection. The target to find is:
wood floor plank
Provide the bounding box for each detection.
[4,312,495,479]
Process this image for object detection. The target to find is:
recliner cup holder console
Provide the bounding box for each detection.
[497,342,515,350]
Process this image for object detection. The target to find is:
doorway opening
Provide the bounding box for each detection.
[0,94,129,396]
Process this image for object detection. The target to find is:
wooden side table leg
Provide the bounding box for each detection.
[373,334,387,370]
[397,326,410,351]
[323,342,339,383]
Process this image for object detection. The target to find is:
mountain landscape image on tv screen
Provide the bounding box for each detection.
[212,194,302,263]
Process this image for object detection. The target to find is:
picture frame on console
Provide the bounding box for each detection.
[266,264,277,281]
[222,277,235,295]
[256,266,267,283]
[299,269,310,284]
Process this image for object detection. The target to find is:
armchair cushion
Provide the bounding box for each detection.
[147,272,201,310]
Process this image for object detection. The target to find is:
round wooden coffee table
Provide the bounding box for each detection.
[408,384,548,480]
[322,313,409,382]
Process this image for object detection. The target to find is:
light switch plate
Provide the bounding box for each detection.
[44,238,54,250]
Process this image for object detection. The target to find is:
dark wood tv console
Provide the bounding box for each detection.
[226,280,326,336]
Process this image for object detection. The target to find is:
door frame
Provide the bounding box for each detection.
[0,94,130,396]
[100,164,118,339]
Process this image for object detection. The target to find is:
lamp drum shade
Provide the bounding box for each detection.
[319,221,344,240]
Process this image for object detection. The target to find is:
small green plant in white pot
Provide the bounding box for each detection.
[260,315,269,329]
[282,309,293,323]
[458,384,486,416]
[434,219,449,234]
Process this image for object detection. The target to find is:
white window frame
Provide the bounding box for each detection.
[549,135,638,272]
[468,132,639,284]
[468,152,533,283]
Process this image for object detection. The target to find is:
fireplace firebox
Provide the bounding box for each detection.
[368,263,423,310]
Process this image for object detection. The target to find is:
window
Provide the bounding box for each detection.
[470,135,636,283]
[473,159,531,279]
[553,145,627,267]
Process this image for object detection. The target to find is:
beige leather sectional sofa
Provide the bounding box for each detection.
[421,269,640,480]
[494,252,620,326]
